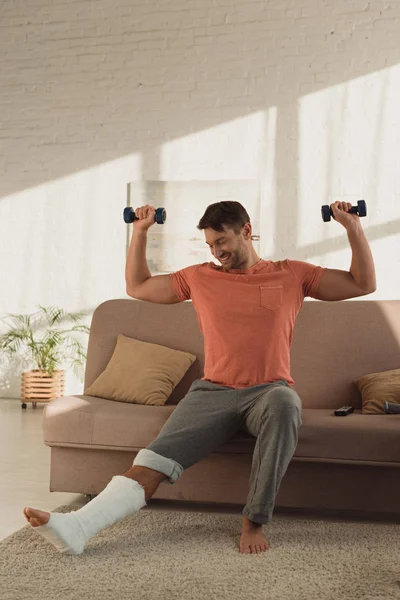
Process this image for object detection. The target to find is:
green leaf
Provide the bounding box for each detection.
[0,304,90,375]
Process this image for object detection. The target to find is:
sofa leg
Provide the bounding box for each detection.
[85,494,96,501]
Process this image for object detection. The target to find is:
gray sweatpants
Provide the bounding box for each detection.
[133,378,302,524]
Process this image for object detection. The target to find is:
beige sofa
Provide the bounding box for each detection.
[43,298,400,518]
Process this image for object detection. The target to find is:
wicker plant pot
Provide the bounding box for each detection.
[21,369,65,409]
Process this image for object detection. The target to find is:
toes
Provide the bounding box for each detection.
[24,508,43,527]
[252,544,268,553]
[240,541,270,554]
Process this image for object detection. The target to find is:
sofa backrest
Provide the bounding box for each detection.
[84,298,400,409]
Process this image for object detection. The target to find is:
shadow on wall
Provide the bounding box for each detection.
[2,2,400,201]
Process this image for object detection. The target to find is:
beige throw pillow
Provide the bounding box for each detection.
[84,334,197,406]
[354,368,400,414]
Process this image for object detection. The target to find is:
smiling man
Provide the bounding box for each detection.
[24,200,376,556]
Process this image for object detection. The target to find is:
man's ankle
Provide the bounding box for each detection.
[124,465,162,481]
[122,466,164,501]
[242,515,262,529]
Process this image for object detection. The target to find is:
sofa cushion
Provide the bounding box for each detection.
[43,394,400,465]
[354,368,400,414]
[84,334,197,406]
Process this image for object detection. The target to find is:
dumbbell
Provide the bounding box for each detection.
[123,207,167,224]
[321,199,367,222]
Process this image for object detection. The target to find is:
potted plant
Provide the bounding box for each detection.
[0,305,90,409]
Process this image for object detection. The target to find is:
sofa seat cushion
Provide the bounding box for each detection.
[43,394,400,464]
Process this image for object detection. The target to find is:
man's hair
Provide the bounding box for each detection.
[196,201,251,236]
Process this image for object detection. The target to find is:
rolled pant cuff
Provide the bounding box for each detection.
[133,448,184,484]
[242,506,272,525]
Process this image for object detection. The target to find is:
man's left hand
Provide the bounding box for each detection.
[330,201,360,229]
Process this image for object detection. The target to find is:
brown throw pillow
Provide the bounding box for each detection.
[84,334,197,406]
[354,368,400,415]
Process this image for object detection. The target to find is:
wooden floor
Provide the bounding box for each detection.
[0,398,88,541]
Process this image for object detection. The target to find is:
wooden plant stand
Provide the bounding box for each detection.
[21,369,65,409]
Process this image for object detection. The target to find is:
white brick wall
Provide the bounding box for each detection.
[1,0,400,397]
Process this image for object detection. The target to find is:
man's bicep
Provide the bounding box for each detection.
[315,268,372,301]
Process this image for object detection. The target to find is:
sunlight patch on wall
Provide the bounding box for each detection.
[159,111,267,181]
[0,153,142,314]
[297,65,400,267]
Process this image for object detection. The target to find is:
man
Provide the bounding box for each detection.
[24,200,376,555]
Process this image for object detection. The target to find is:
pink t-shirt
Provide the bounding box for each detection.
[169,258,326,389]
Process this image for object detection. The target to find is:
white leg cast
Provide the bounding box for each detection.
[34,476,146,555]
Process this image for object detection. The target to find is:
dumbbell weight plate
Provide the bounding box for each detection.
[357,199,367,217]
[156,208,167,224]
[321,205,332,222]
[123,207,134,223]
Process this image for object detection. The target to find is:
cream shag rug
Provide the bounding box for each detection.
[1,504,399,600]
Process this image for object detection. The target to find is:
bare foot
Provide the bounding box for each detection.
[240,518,270,554]
[23,507,50,528]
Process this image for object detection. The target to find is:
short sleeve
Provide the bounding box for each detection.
[286,259,326,299]
[169,264,199,301]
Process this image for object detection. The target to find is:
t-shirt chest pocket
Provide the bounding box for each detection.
[259,285,283,311]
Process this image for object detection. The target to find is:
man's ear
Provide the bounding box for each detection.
[243,224,252,239]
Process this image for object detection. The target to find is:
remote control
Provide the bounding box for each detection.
[334,406,354,416]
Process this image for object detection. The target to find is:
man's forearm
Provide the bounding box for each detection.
[347,221,376,291]
[125,229,152,291]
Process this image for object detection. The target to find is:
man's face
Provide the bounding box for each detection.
[205,226,244,269]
